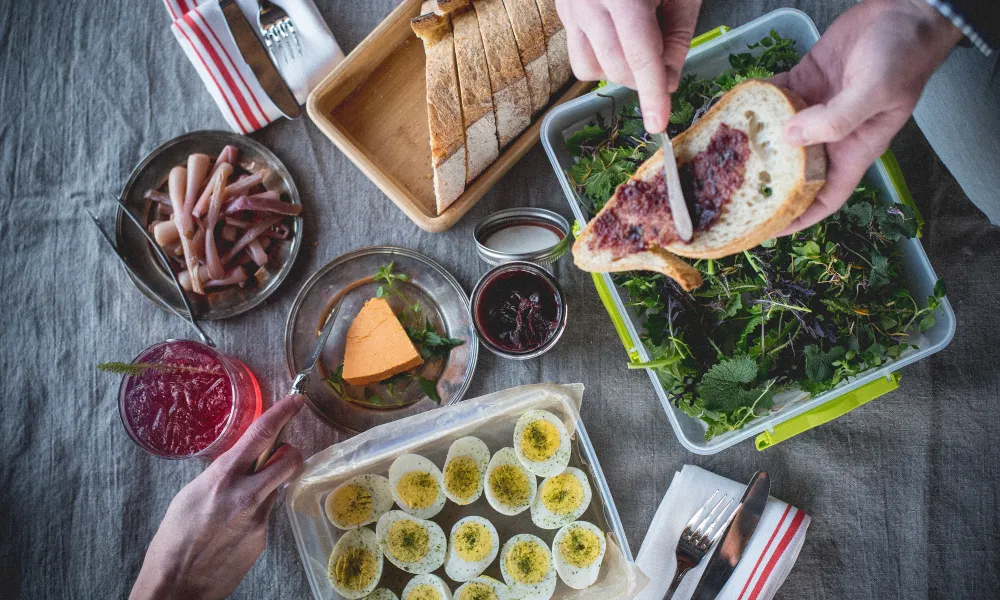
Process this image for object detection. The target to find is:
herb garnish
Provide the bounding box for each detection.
[567,32,947,439]
[96,362,218,377]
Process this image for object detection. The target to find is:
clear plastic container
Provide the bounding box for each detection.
[540,8,956,454]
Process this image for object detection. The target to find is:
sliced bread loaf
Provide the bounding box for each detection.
[412,10,467,214]
[533,0,571,94]
[501,0,550,115]
[473,0,532,147]
[573,80,827,289]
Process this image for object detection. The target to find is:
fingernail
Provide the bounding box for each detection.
[786,125,806,146]
[645,114,664,134]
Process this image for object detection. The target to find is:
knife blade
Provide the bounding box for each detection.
[219,0,301,120]
[657,131,693,242]
[691,471,771,600]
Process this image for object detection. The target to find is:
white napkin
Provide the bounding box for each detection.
[636,465,809,600]
[162,0,344,133]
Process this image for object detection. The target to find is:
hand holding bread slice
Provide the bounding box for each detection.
[573,80,827,291]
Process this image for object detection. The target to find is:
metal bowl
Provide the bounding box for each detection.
[116,130,302,320]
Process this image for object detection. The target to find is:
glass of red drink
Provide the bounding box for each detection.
[118,340,263,460]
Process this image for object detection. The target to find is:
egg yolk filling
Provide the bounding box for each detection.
[328,484,373,526]
[444,456,481,500]
[560,527,601,568]
[330,547,377,591]
[540,473,584,515]
[489,464,531,507]
[397,471,439,509]
[505,541,551,585]
[406,583,442,600]
[521,420,560,462]
[387,520,430,562]
[459,582,499,600]
[454,521,492,562]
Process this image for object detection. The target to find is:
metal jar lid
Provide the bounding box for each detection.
[473,208,571,266]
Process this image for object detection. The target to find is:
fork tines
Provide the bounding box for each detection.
[683,489,738,548]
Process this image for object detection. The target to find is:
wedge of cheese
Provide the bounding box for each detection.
[342,298,424,386]
[438,0,500,183]
[533,0,571,94]
[473,0,532,147]
[412,10,467,214]
[501,0,550,115]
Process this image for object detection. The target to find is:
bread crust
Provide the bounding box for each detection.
[502,0,550,113]
[533,0,571,92]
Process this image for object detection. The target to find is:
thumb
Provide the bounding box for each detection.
[784,87,876,146]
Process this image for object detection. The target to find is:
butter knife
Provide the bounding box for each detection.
[220,0,301,120]
[690,471,771,600]
[657,131,693,242]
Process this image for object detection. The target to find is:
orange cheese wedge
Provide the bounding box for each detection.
[342,297,424,386]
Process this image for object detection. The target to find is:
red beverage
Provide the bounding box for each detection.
[118,340,262,459]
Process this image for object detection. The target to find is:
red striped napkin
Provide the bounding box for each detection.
[636,465,810,600]
[163,0,344,133]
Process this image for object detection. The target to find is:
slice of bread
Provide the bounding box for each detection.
[412,10,467,214]
[573,80,826,290]
[437,0,500,183]
[501,0,550,115]
[473,0,532,147]
[533,0,571,94]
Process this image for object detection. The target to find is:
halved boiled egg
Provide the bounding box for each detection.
[442,436,490,505]
[362,590,399,600]
[453,576,513,600]
[513,410,571,477]
[484,447,537,516]
[375,510,447,574]
[388,454,447,519]
[499,534,557,600]
[530,467,593,529]
[552,521,606,589]
[327,527,383,599]
[445,516,500,582]
[401,573,452,600]
[325,474,394,530]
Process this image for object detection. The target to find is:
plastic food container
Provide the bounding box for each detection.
[540,9,956,454]
[284,384,646,600]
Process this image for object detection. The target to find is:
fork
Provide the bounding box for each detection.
[663,490,737,599]
[256,0,301,65]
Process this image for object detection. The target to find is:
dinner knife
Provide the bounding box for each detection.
[657,131,693,242]
[250,305,340,473]
[219,0,302,120]
[690,471,771,600]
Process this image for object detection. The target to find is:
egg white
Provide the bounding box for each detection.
[498,534,557,600]
[445,516,500,582]
[325,474,394,530]
[401,574,452,600]
[484,447,537,516]
[453,576,514,600]
[552,521,606,589]
[375,510,447,574]
[328,527,383,600]
[442,436,491,505]
[512,410,571,477]
[362,590,399,600]
[388,454,447,519]
[530,467,593,529]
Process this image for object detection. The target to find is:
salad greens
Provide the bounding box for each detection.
[567,32,946,439]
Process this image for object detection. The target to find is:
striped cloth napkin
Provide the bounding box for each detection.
[636,465,810,600]
[162,0,344,133]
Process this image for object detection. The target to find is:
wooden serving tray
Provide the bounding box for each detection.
[306,0,591,233]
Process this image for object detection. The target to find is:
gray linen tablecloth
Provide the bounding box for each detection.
[2,1,998,598]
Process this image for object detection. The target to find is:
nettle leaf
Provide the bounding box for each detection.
[868,252,891,289]
[842,201,873,227]
[565,124,606,155]
[697,355,769,412]
[804,345,847,383]
[875,203,918,242]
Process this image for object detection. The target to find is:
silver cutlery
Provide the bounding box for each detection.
[663,489,738,599]
[256,0,301,65]
[657,130,693,242]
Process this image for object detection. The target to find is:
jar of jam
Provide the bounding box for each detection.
[470,262,567,359]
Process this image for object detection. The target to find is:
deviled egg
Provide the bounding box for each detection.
[499,534,557,600]
[442,436,491,505]
[375,510,447,574]
[454,576,512,600]
[362,590,399,600]
[401,574,452,600]
[325,474,394,530]
[484,447,537,516]
[552,521,606,589]
[445,516,500,582]
[388,454,447,519]
[327,528,383,599]
[513,410,571,477]
[530,467,593,529]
